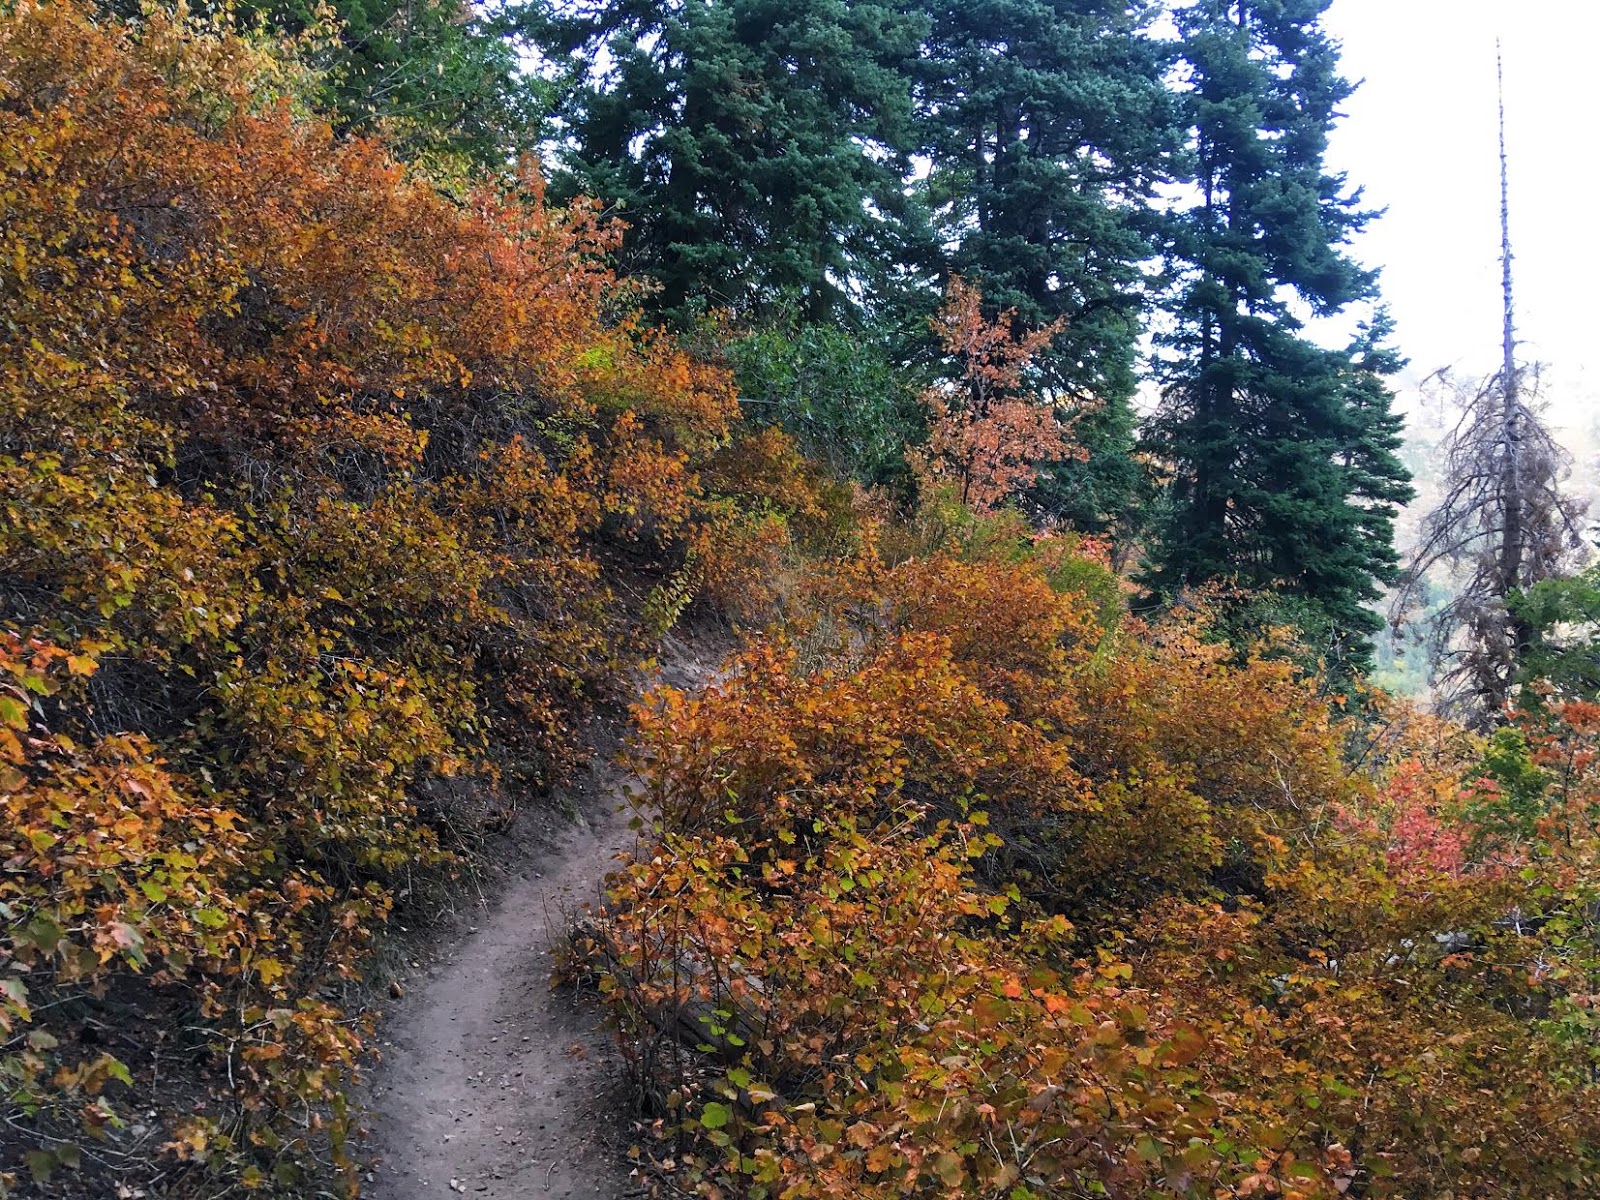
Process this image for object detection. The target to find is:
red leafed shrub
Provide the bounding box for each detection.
[908,280,1089,514]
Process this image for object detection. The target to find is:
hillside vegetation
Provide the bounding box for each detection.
[599,514,1600,1198]
[0,2,796,1189]
[3,1,1600,1199]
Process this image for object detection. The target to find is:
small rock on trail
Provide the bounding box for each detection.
[362,748,644,1200]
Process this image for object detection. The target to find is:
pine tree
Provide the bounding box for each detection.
[530,0,928,321]
[915,0,1174,534]
[1144,0,1411,666]
[1341,314,1414,589]
[138,0,542,172]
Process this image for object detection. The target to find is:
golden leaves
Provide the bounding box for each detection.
[0,0,749,1182]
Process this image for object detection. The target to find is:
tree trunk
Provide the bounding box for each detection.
[1495,45,1531,709]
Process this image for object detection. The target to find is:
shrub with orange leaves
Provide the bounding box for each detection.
[908,280,1090,514]
[596,525,1600,1199]
[0,0,747,1190]
[675,424,863,627]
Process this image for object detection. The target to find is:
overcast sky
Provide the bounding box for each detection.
[1322,0,1600,417]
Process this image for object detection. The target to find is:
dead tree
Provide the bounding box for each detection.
[1393,49,1588,726]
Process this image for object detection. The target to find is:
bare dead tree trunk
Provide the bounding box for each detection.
[1392,48,1588,727]
[1497,45,1532,688]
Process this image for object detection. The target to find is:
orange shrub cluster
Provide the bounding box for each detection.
[0,1,788,1190]
[599,524,1600,1198]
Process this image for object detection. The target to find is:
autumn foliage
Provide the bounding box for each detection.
[910,280,1084,514]
[10,2,1600,1198]
[0,1,795,1190]
[595,515,1600,1198]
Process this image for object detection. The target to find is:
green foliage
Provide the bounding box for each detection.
[110,0,542,175]
[917,0,1168,400]
[1467,726,1550,842]
[530,0,1192,535]
[1027,387,1150,539]
[1513,566,1600,703]
[914,0,1174,534]
[720,319,923,491]
[292,0,543,174]
[530,0,929,320]
[914,0,1172,456]
[1143,1,1413,663]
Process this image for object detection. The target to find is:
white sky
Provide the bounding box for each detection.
[1322,0,1600,413]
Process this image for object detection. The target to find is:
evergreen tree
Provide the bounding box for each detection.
[530,0,928,320]
[915,0,1174,534]
[112,0,542,172]
[917,0,1169,401]
[1340,314,1414,596]
[1144,0,1411,665]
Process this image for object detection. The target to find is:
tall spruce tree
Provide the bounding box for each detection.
[915,0,1174,535]
[530,0,928,321]
[1144,0,1411,665]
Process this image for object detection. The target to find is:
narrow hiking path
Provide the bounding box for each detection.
[362,744,641,1200]
[361,634,722,1200]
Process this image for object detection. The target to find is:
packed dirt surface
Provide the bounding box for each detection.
[361,632,722,1199]
[362,749,641,1199]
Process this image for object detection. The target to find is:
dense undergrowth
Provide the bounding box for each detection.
[0,3,821,1192]
[595,506,1600,1197]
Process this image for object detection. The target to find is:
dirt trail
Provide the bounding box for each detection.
[361,741,643,1200]
[363,635,720,1199]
